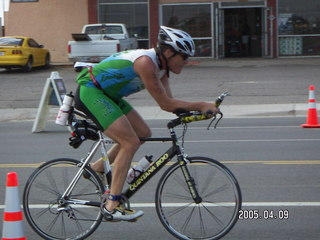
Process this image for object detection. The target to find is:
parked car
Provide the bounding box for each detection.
[0,36,50,71]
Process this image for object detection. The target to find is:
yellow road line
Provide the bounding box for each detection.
[220,160,320,165]
[1,160,320,168]
[0,163,44,168]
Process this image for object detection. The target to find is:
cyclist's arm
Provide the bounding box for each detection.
[134,56,217,113]
[160,74,173,98]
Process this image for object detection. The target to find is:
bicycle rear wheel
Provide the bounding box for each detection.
[23,158,104,240]
[155,156,241,240]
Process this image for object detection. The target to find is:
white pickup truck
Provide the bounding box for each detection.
[68,23,137,66]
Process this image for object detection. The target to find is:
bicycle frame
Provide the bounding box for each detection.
[61,131,112,200]
[123,136,176,199]
[61,126,202,208]
[123,128,201,202]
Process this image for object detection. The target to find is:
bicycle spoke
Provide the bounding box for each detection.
[172,172,190,193]
[28,198,55,204]
[33,206,54,221]
[166,202,193,218]
[60,213,67,239]
[33,181,60,197]
[201,203,224,227]
[198,206,206,237]
[70,209,86,233]
[202,183,230,199]
[46,211,61,233]
[163,192,191,201]
[46,170,61,196]
[180,205,195,234]
[72,207,95,220]
[200,168,216,195]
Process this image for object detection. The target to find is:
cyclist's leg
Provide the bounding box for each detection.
[103,115,141,211]
[126,108,152,139]
[92,108,151,169]
[75,86,144,219]
[103,101,151,211]
[91,106,152,171]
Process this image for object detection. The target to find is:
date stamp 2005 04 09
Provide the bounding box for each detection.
[239,209,289,220]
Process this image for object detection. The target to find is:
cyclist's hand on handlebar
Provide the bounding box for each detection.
[201,103,220,117]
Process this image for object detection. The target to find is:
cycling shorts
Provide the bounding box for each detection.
[74,86,133,131]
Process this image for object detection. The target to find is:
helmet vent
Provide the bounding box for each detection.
[174,33,183,39]
[184,41,192,52]
[176,41,186,52]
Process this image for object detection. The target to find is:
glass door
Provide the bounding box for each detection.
[216,1,269,58]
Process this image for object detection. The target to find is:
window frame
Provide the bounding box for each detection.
[160,3,214,58]
[98,1,149,48]
[277,0,320,56]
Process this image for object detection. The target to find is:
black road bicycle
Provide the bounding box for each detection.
[23,92,241,240]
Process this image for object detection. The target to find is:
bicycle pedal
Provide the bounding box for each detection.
[102,212,120,222]
[103,214,113,221]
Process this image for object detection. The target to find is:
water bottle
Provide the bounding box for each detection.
[126,155,153,183]
[55,92,74,126]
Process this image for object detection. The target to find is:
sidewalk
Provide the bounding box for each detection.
[135,103,310,119]
[0,103,313,123]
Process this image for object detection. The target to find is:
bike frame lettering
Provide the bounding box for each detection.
[123,146,176,199]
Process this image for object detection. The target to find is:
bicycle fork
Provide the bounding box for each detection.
[178,155,202,204]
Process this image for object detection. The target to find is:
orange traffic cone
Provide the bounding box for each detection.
[301,85,320,128]
[2,172,27,240]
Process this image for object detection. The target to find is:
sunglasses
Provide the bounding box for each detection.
[180,53,189,61]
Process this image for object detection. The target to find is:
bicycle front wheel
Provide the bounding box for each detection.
[155,156,241,240]
[23,158,104,240]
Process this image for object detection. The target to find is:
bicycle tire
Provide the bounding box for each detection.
[23,158,104,240]
[155,156,241,240]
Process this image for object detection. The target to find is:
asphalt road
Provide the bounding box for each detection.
[1,117,320,239]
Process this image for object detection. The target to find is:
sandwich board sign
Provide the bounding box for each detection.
[32,72,67,133]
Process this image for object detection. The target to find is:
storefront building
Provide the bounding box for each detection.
[4,0,319,62]
[95,0,320,58]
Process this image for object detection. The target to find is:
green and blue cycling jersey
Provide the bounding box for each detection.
[76,48,162,101]
[75,48,165,130]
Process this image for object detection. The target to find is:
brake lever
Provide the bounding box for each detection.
[207,112,223,130]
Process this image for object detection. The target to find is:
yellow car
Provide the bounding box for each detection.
[0,36,50,71]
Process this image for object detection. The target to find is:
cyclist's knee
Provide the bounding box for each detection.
[131,137,141,151]
[121,137,141,153]
[142,127,152,138]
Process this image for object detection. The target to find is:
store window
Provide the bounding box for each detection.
[98,1,148,48]
[278,0,320,56]
[161,4,212,57]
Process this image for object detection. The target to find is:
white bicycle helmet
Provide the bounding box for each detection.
[158,26,195,57]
